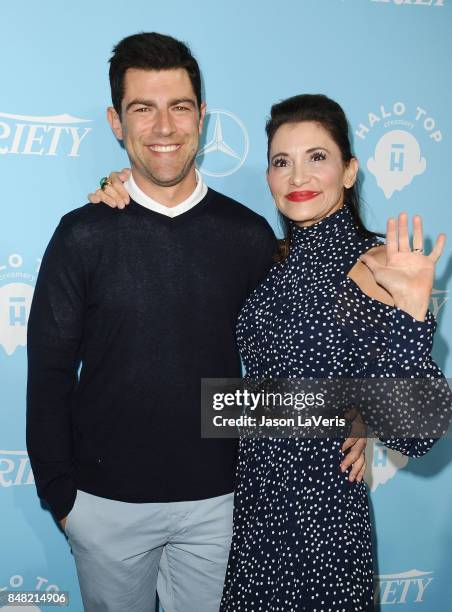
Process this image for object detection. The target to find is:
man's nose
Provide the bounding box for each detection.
[153,109,176,136]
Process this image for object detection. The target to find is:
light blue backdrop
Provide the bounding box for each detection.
[1,1,451,610]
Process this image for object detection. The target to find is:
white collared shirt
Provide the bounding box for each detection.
[124,169,208,218]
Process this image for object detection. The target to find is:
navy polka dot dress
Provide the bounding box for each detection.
[220,205,444,612]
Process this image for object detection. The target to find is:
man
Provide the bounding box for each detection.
[27,32,365,612]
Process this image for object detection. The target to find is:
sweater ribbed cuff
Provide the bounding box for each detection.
[40,475,77,522]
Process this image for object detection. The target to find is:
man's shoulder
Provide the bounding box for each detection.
[60,202,115,226]
[208,188,275,235]
[57,203,119,241]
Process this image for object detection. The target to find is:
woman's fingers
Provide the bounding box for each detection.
[88,190,102,204]
[341,437,366,473]
[357,464,366,483]
[88,187,123,209]
[99,188,124,208]
[341,436,356,454]
[348,454,365,483]
[386,217,398,258]
[386,214,445,262]
[398,212,410,252]
[118,168,132,182]
[412,215,424,252]
[109,171,130,205]
[429,233,446,263]
[89,169,131,207]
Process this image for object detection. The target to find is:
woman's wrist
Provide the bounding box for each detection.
[393,297,430,322]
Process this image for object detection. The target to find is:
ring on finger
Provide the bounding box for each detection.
[100,176,113,191]
[413,248,424,254]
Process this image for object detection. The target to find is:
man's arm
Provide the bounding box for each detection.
[26,218,86,522]
[247,217,277,293]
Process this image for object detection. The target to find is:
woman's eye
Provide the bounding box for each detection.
[272,158,289,168]
[310,151,327,162]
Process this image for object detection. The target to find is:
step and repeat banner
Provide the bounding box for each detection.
[1,1,451,610]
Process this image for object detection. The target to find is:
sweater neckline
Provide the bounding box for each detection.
[128,187,215,224]
[125,169,208,218]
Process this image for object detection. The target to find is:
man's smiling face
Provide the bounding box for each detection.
[108,67,205,188]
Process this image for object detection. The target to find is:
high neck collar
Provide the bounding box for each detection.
[289,205,356,249]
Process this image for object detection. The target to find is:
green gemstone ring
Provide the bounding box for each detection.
[99,176,112,190]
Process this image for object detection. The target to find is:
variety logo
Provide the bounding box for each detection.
[430,288,448,318]
[197,109,249,177]
[0,450,34,487]
[364,439,408,491]
[371,0,444,5]
[0,112,92,157]
[0,254,38,356]
[374,569,434,605]
[355,103,442,198]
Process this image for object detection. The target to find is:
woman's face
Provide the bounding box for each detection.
[267,121,358,227]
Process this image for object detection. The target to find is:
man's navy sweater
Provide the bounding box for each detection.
[26,189,276,520]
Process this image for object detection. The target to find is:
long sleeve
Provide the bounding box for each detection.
[348,306,452,457]
[26,219,86,520]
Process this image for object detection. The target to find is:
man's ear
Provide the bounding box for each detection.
[198,102,207,134]
[107,107,123,141]
[344,157,359,189]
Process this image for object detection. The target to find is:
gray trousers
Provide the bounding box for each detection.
[65,489,234,612]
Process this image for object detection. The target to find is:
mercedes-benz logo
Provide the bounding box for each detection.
[197,109,249,177]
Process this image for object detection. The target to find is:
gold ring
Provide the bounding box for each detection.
[100,177,113,191]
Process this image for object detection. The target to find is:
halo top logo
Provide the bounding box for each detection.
[367,130,426,198]
[0,254,38,356]
[355,103,441,198]
[197,109,249,177]
[364,440,408,491]
[0,112,92,157]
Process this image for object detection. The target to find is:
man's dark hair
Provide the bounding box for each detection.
[109,32,202,116]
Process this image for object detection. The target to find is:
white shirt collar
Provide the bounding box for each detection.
[124,169,208,218]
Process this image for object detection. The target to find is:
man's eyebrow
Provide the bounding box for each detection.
[125,99,155,111]
[168,98,197,107]
[125,98,197,112]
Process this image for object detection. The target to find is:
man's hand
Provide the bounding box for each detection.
[88,168,131,209]
[341,410,367,482]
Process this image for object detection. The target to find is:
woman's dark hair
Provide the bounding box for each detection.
[109,32,202,116]
[266,94,382,261]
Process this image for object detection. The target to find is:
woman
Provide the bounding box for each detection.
[91,94,448,611]
[219,95,447,612]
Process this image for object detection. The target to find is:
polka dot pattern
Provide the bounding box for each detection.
[220,206,444,611]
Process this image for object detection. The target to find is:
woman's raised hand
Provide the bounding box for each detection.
[88,168,131,209]
[360,213,445,321]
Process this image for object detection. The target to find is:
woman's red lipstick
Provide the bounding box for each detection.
[286,191,320,202]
